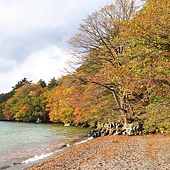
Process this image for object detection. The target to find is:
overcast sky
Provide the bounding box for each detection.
[0,0,114,93]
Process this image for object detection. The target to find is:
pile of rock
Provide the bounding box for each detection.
[86,120,143,138]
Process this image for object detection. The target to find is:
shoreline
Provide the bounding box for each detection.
[0,121,92,170]
[27,133,170,170]
[23,136,93,170]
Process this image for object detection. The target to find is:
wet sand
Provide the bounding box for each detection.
[27,134,170,170]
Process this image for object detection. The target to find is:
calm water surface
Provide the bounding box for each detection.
[0,121,91,170]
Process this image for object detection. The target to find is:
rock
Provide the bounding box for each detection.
[114,129,123,135]
[36,118,41,123]
[123,120,143,136]
[64,123,71,127]
[86,120,143,138]
[85,129,101,138]
[93,130,101,138]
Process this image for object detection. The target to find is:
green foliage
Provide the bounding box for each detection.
[0,78,32,104]
[144,101,170,134]
[38,79,47,88]
[0,103,5,119]
[12,78,32,91]
[0,91,13,104]
[47,77,58,90]
[143,84,170,134]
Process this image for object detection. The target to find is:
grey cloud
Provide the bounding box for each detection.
[0,28,62,61]
[0,0,113,93]
[0,59,15,73]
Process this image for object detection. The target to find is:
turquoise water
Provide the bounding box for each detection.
[0,121,91,170]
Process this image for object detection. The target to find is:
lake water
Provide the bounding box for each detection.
[0,121,92,170]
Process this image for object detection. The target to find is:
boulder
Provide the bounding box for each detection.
[64,123,71,127]
[86,120,143,138]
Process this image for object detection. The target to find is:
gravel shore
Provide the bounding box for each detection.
[28,134,170,170]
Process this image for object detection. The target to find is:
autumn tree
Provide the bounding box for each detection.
[47,75,75,124]
[2,83,48,122]
[12,78,32,91]
[0,78,32,104]
[68,0,170,133]
[70,75,119,127]
[124,0,170,133]
[68,0,142,123]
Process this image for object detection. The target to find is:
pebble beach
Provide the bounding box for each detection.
[28,134,170,170]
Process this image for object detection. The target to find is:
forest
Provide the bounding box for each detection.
[0,0,169,134]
